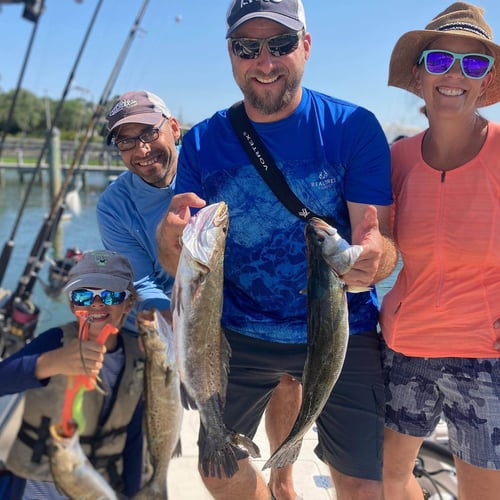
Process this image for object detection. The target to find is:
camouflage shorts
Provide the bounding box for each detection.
[383,345,500,469]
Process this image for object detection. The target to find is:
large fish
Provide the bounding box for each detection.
[134,309,183,500]
[263,217,363,470]
[172,201,260,479]
[49,423,118,500]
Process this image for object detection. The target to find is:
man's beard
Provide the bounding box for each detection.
[238,69,303,116]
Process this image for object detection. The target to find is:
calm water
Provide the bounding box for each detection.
[0,170,399,335]
[0,171,109,333]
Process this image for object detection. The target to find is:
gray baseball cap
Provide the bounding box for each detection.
[64,250,134,293]
[105,90,171,145]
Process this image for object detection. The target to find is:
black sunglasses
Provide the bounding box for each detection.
[230,30,304,60]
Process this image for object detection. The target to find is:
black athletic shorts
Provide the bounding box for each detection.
[197,329,385,481]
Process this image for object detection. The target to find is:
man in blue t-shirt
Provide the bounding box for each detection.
[157,1,397,499]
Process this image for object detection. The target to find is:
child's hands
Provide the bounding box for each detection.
[34,339,106,380]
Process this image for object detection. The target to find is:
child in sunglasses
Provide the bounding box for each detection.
[0,250,146,499]
[382,3,500,499]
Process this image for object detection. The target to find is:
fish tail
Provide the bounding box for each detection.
[199,429,260,479]
[200,440,239,479]
[262,439,302,470]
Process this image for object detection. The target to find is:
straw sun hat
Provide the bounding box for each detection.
[388,2,500,107]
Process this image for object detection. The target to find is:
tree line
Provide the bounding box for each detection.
[0,88,107,142]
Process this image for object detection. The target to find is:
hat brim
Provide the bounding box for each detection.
[64,273,132,294]
[106,111,163,145]
[226,13,304,38]
[388,29,500,107]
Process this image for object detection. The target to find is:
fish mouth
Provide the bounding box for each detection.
[213,202,228,226]
[137,309,155,324]
[305,219,327,245]
[307,217,335,237]
[192,201,228,229]
[50,422,77,440]
[180,201,230,268]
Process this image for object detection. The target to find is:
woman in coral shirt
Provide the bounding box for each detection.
[381,3,500,499]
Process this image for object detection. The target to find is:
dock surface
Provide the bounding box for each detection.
[0,394,337,499]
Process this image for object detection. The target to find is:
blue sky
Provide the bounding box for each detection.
[3,0,500,137]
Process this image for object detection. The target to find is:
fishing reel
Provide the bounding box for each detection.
[43,247,83,298]
[0,297,39,358]
[9,297,39,339]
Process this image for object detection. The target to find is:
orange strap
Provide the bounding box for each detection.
[60,313,118,436]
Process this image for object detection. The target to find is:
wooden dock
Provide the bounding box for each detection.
[0,397,336,499]
[0,162,127,185]
[0,162,126,175]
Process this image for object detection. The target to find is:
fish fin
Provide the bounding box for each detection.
[180,384,197,410]
[262,439,302,470]
[220,331,232,397]
[230,431,261,458]
[172,437,182,458]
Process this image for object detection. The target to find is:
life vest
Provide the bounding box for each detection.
[6,322,145,491]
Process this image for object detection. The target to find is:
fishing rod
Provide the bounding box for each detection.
[0,0,103,333]
[0,0,104,291]
[73,0,150,176]
[7,0,151,308]
[0,0,43,160]
[26,0,151,300]
[0,0,44,285]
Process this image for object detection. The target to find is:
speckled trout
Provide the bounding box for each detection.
[49,423,118,499]
[172,202,260,479]
[264,217,363,469]
[134,309,183,500]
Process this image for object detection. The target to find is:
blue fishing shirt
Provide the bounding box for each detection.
[176,88,392,343]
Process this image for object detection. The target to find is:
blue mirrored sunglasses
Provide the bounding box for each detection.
[418,50,494,79]
[69,288,130,306]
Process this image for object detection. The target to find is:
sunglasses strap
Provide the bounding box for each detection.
[228,101,336,226]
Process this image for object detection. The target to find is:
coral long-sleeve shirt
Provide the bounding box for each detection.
[380,123,500,358]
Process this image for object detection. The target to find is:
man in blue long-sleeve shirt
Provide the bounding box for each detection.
[97,90,181,333]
